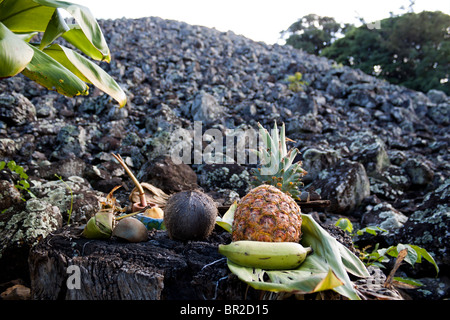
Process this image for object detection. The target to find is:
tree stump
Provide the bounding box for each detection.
[28,225,253,300]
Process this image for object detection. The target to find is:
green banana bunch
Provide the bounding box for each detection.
[219,240,312,270]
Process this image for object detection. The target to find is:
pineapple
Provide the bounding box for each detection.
[232,184,302,242]
[232,122,307,242]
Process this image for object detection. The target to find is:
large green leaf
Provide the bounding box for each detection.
[14,31,39,42]
[39,8,69,49]
[0,21,34,77]
[0,0,55,32]
[0,0,124,106]
[338,242,370,278]
[43,44,127,107]
[34,0,110,62]
[301,214,368,300]
[0,0,110,60]
[62,25,109,62]
[21,43,89,97]
[227,254,344,294]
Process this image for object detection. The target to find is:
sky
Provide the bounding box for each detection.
[70,0,450,45]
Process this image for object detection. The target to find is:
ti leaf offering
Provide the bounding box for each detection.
[215,121,369,299]
[216,205,369,300]
[227,254,344,294]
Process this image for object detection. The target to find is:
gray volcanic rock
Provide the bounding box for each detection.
[311,159,371,214]
[0,198,62,283]
[394,179,450,270]
[403,157,435,186]
[0,92,36,126]
[302,146,340,182]
[189,91,225,125]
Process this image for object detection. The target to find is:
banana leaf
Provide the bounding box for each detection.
[34,0,110,62]
[21,43,89,97]
[0,0,55,32]
[14,31,39,42]
[43,44,127,107]
[300,214,369,299]
[0,22,34,77]
[39,9,69,49]
[227,254,343,294]
[0,0,125,106]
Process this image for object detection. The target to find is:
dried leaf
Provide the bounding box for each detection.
[101,185,121,209]
[129,182,169,208]
[385,248,407,289]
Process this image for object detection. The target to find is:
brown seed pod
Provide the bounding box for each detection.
[164,190,218,241]
[112,217,148,242]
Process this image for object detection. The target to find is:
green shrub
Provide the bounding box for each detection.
[285,72,308,92]
[0,160,35,201]
[335,217,439,286]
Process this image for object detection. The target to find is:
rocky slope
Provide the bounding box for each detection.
[0,16,449,299]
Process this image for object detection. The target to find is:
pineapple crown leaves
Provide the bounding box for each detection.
[250,121,307,199]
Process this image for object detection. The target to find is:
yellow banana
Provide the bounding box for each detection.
[218,240,312,270]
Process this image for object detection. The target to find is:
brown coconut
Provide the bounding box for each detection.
[164,190,218,241]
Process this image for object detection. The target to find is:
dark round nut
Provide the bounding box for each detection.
[164,190,218,241]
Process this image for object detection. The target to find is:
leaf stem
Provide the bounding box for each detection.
[115,210,143,221]
[111,153,147,207]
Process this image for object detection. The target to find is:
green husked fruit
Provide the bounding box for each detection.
[82,210,114,239]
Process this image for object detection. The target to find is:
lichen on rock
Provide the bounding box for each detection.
[395,179,450,269]
[0,198,62,260]
[311,159,370,214]
[29,176,102,224]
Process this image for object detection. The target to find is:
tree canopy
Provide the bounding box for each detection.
[322,11,450,95]
[284,11,450,95]
[282,14,352,56]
